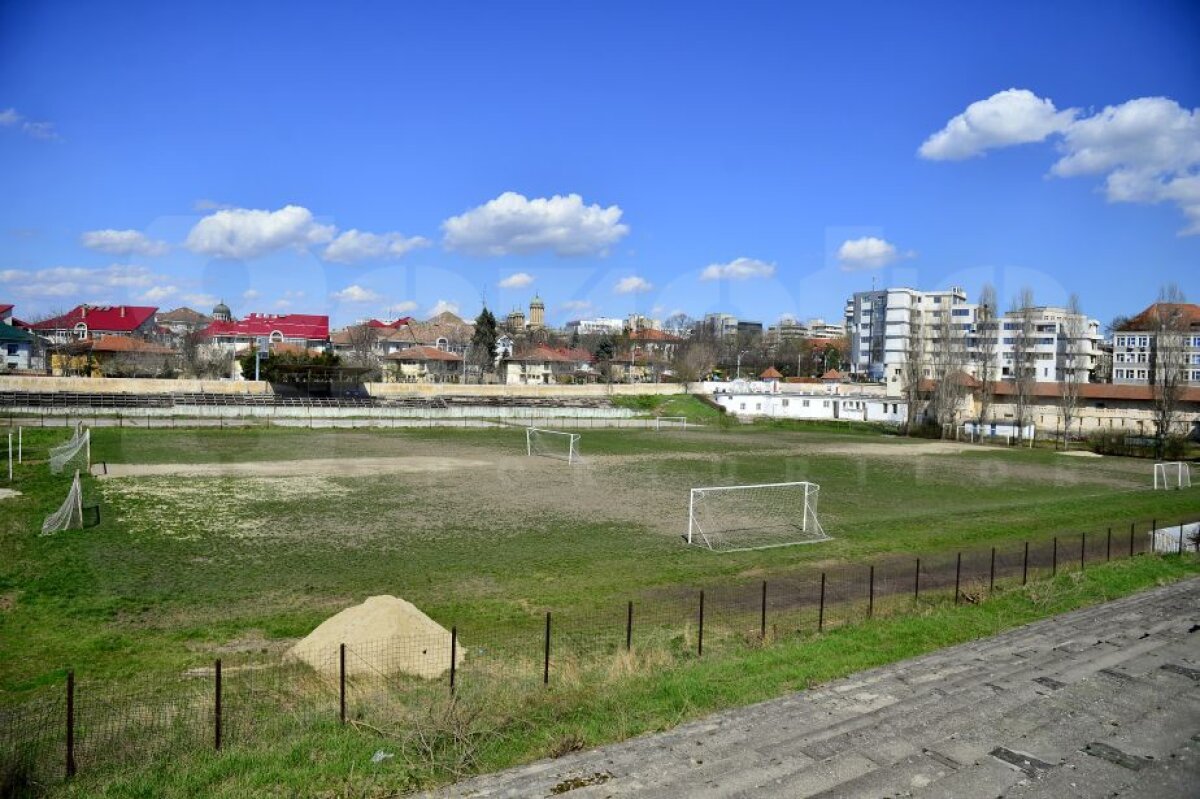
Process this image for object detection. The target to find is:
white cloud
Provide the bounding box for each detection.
[925,91,1200,235]
[1050,96,1200,235]
[81,229,170,257]
[139,285,179,302]
[322,229,430,263]
[0,107,59,140]
[918,89,1076,160]
[837,237,905,271]
[560,299,593,313]
[185,204,336,259]
[0,264,162,301]
[193,199,233,212]
[699,257,776,281]
[242,289,260,301]
[272,289,306,310]
[385,300,418,315]
[614,275,653,294]
[442,191,630,256]
[427,299,460,317]
[498,272,534,289]
[331,284,382,303]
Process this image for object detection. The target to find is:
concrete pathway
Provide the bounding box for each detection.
[423,578,1200,798]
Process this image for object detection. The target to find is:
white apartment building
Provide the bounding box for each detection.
[564,317,624,336]
[1111,302,1200,385]
[767,316,846,345]
[845,287,970,385]
[846,288,1102,393]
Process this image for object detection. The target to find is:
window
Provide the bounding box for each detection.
[1115,336,1125,347]
[1138,370,1147,379]
[739,402,746,410]
[5,344,17,356]
[822,400,830,407]
[781,399,789,407]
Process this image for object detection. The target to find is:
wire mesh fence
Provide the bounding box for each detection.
[2,513,1197,787]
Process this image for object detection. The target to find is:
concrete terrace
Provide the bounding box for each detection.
[424,578,1200,798]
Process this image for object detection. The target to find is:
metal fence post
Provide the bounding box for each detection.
[449,627,457,695]
[818,573,826,632]
[626,601,633,651]
[339,644,346,724]
[1022,542,1029,585]
[697,591,705,656]
[1052,537,1058,577]
[1107,527,1112,562]
[1180,525,1186,555]
[543,611,552,683]
[1130,522,1135,557]
[66,670,76,779]
[989,547,996,593]
[914,558,920,599]
[1081,533,1086,572]
[214,658,222,751]
[954,553,962,605]
[760,581,768,638]
[867,566,875,619]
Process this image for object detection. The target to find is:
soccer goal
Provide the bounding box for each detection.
[526,427,582,465]
[42,470,84,535]
[1154,462,1192,490]
[49,425,90,475]
[654,416,688,431]
[686,481,830,552]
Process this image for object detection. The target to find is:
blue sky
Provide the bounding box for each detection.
[1,0,1197,328]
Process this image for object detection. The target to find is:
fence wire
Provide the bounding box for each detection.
[2,514,1196,787]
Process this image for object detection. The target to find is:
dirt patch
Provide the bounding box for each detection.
[96,455,495,479]
[185,629,295,656]
[0,592,16,612]
[1058,450,1103,458]
[0,488,21,501]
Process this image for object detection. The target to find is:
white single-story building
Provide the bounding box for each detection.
[714,392,906,424]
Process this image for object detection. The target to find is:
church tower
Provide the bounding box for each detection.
[528,294,545,330]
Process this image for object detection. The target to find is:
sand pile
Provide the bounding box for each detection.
[286,595,464,680]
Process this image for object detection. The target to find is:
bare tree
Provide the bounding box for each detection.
[931,301,968,437]
[974,283,999,442]
[901,312,926,434]
[671,341,716,391]
[1009,287,1037,444]
[1057,293,1085,450]
[1151,284,1189,459]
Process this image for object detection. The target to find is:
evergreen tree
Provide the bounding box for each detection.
[471,307,499,375]
[592,333,616,362]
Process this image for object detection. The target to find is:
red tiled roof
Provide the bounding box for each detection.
[386,345,462,362]
[31,304,157,333]
[0,304,13,315]
[203,313,330,341]
[820,369,843,380]
[760,366,783,379]
[1119,303,1200,332]
[85,335,175,355]
[629,328,683,342]
[509,345,573,363]
[366,317,412,329]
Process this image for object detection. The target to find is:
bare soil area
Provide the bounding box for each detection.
[94,455,495,479]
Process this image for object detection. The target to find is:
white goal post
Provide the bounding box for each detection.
[49,424,90,475]
[1154,462,1192,490]
[42,470,84,535]
[654,416,688,431]
[526,427,582,465]
[686,481,830,552]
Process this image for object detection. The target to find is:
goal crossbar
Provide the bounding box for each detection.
[1154,461,1192,490]
[654,416,688,430]
[687,481,830,552]
[526,427,582,465]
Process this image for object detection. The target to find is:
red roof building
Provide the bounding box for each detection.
[30,304,158,343]
[203,313,330,351]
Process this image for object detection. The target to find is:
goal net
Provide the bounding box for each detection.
[42,470,84,535]
[654,416,688,431]
[526,427,582,465]
[49,425,90,475]
[686,481,830,552]
[1153,462,1192,490]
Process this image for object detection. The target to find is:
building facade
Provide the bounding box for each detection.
[1111,302,1200,386]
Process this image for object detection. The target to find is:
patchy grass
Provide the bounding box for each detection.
[40,555,1200,798]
